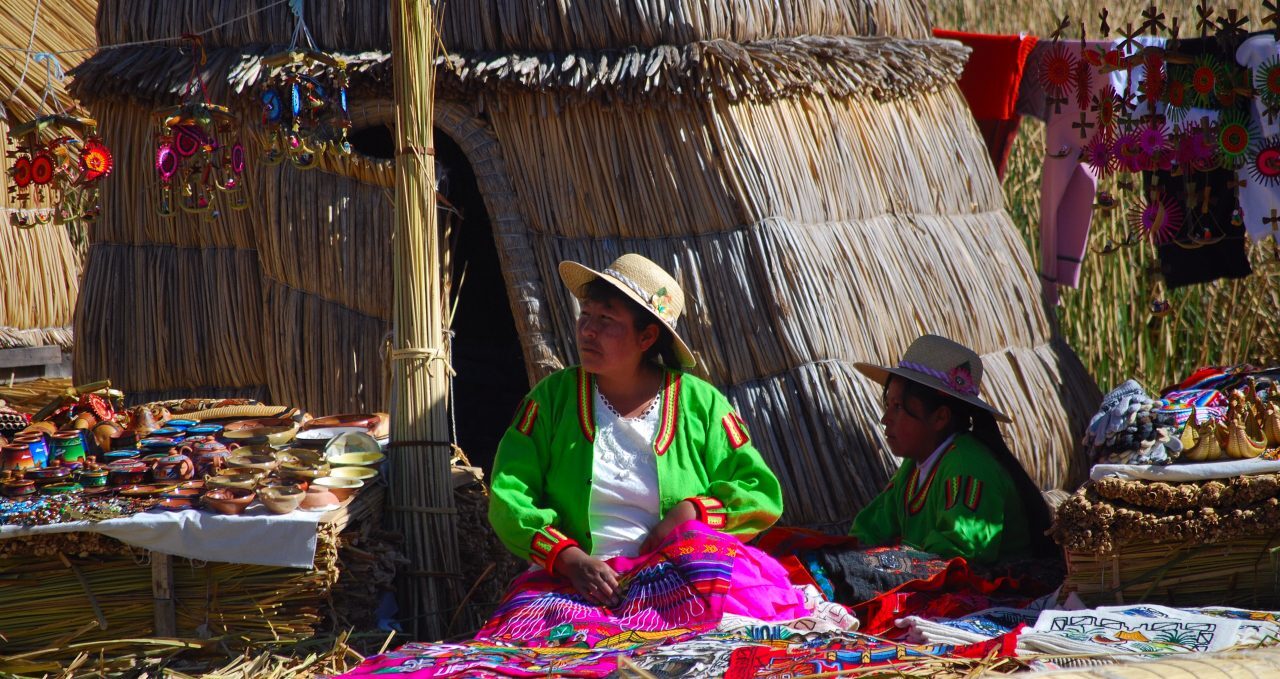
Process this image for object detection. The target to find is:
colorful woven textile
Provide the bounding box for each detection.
[476,521,806,647]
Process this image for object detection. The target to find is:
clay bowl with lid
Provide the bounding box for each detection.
[260,485,306,514]
[202,488,256,515]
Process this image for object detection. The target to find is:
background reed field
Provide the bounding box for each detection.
[930,0,1280,394]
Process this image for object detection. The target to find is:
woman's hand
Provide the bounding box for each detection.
[556,546,621,606]
[639,500,700,555]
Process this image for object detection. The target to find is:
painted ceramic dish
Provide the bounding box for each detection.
[118,484,173,497]
[203,488,255,515]
[41,482,83,495]
[259,485,305,514]
[328,466,378,482]
[327,451,385,467]
[312,476,362,501]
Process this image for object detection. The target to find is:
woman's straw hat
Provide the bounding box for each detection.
[854,334,1011,423]
[558,254,695,368]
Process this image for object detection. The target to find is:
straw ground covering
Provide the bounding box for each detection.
[930,0,1280,394]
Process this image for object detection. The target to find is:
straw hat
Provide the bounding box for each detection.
[558,253,696,368]
[854,334,1011,423]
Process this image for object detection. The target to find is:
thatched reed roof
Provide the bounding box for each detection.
[69,36,968,106]
[92,0,931,53]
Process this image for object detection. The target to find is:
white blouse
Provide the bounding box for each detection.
[587,387,663,559]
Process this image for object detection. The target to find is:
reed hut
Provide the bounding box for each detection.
[0,0,96,353]
[69,0,1100,528]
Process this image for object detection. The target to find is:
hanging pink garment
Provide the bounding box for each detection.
[1034,40,1116,304]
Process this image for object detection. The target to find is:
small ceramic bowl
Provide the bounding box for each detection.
[149,427,188,439]
[163,419,198,431]
[26,466,72,485]
[103,450,141,463]
[274,448,324,467]
[179,479,206,492]
[158,496,197,511]
[206,473,260,492]
[279,461,330,481]
[312,476,362,501]
[226,454,277,474]
[259,485,305,514]
[223,425,297,447]
[2,479,36,497]
[41,482,84,495]
[186,423,224,437]
[299,485,342,512]
[203,488,256,515]
[328,452,386,467]
[77,469,110,488]
[294,426,365,450]
[328,466,378,483]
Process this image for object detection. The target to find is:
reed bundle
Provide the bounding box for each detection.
[1056,483,1280,553]
[1093,475,1280,513]
[387,0,460,641]
[1021,648,1280,679]
[1064,536,1280,608]
[436,37,967,104]
[440,0,934,52]
[0,377,73,415]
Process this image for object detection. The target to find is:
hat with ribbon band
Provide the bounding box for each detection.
[559,253,696,368]
[854,334,1011,423]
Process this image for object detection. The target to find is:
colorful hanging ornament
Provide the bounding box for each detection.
[5,114,112,228]
[1188,54,1224,109]
[1038,42,1078,113]
[257,0,352,169]
[1084,132,1118,178]
[1089,85,1125,140]
[1173,120,1219,172]
[152,36,248,217]
[1216,110,1257,169]
[1113,130,1148,172]
[1248,137,1280,188]
[1127,190,1184,244]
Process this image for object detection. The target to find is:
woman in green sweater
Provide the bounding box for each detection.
[849,334,1055,564]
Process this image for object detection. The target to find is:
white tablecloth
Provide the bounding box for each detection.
[0,506,325,569]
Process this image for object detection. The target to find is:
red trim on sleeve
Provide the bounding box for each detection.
[685,496,727,529]
[529,527,579,576]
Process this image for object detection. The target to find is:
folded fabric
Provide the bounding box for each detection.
[1090,458,1280,482]
[1025,607,1244,656]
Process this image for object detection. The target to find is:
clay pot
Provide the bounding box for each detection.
[77,468,109,488]
[106,459,149,486]
[203,488,255,515]
[12,434,49,467]
[151,453,194,482]
[259,485,305,514]
[26,466,71,485]
[50,431,87,463]
[300,485,341,511]
[312,476,362,501]
[177,440,238,478]
[1,443,35,471]
[2,476,35,497]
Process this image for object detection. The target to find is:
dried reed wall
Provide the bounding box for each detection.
[483,85,1098,524]
[71,93,392,415]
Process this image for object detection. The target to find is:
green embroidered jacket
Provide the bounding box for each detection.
[489,366,784,573]
[849,433,1031,564]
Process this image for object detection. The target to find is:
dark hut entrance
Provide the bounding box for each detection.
[434,130,527,472]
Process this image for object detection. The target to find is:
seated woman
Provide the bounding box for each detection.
[484,253,837,646]
[783,335,1058,609]
[848,334,1055,564]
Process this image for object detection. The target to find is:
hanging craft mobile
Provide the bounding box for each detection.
[258,0,352,169]
[152,35,248,217]
[5,54,113,228]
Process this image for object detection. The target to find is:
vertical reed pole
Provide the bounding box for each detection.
[389,0,457,640]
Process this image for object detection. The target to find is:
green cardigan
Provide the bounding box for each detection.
[489,366,784,572]
[850,433,1031,564]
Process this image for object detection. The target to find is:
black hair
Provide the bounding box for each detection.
[886,375,1059,560]
[581,278,682,369]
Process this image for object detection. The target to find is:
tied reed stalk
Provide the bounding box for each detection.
[387,0,461,641]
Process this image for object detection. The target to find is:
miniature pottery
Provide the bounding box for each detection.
[223,417,296,432]
[259,485,305,514]
[51,431,87,462]
[328,466,378,482]
[206,473,259,492]
[164,419,198,431]
[186,423,224,437]
[106,459,149,486]
[77,468,109,488]
[149,427,187,440]
[327,451,385,467]
[295,426,364,450]
[41,482,83,495]
[203,488,255,515]
[2,476,35,497]
[13,434,49,467]
[299,485,341,511]
[1,443,34,471]
[25,466,71,485]
[223,425,297,446]
[226,453,277,474]
[152,453,195,481]
[312,476,362,501]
